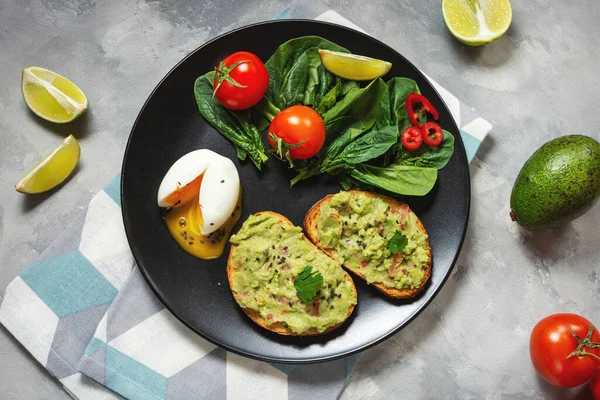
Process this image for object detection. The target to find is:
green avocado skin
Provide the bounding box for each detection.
[510,135,600,230]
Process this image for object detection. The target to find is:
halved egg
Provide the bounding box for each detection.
[157,149,241,259]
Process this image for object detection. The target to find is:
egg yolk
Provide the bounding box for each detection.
[164,187,242,260]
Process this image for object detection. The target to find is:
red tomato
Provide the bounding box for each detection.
[213,51,269,110]
[591,374,600,400]
[400,126,423,151]
[530,314,600,388]
[268,105,325,160]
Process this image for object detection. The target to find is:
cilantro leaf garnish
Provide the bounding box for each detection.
[294,266,323,303]
[386,230,408,255]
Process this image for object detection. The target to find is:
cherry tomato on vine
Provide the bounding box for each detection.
[268,105,325,162]
[530,314,600,388]
[400,126,423,151]
[213,51,269,110]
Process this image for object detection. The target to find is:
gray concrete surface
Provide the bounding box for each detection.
[1,0,599,398]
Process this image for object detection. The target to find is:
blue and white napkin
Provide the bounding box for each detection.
[0,6,492,400]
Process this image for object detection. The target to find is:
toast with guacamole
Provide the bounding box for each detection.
[304,190,432,299]
[227,212,357,336]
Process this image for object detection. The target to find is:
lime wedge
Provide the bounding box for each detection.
[319,50,392,81]
[442,0,512,46]
[16,135,81,194]
[22,67,88,123]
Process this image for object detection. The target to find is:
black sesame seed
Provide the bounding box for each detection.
[221,180,225,183]
[210,223,214,226]
[283,246,288,250]
[183,236,188,240]
[269,263,273,268]
[180,232,185,236]
[337,294,342,298]
[330,305,334,310]
[235,205,240,210]
[255,257,260,261]
[246,258,249,262]
[200,240,205,244]
[288,302,293,307]
[274,269,278,273]
[281,257,286,262]
[188,242,193,245]
[190,237,194,240]
[183,231,187,235]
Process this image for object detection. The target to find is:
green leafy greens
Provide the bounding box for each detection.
[294,266,324,303]
[193,36,455,196]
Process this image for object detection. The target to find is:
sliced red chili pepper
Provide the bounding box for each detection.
[421,122,443,147]
[400,126,423,151]
[406,93,439,128]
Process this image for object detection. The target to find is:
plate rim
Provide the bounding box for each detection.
[121,19,471,364]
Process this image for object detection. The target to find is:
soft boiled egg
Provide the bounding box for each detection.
[157,149,242,259]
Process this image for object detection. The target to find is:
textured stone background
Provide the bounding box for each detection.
[1,0,599,399]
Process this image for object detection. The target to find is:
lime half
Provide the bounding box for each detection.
[319,50,392,81]
[16,135,81,194]
[442,0,512,46]
[22,67,88,123]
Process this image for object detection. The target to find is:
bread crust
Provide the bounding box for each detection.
[227,211,357,336]
[304,190,432,299]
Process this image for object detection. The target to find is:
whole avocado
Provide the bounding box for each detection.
[510,135,600,230]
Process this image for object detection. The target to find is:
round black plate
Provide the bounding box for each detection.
[121,20,470,363]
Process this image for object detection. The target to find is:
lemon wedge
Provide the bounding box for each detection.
[442,0,512,46]
[16,135,81,194]
[319,50,392,81]
[22,67,88,123]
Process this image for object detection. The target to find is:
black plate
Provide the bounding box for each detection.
[121,20,470,363]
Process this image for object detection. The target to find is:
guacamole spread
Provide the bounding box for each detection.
[317,191,430,289]
[229,213,356,334]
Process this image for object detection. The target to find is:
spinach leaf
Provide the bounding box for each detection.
[398,130,455,169]
[322,125,398,173]
[316,78,342,115]
[194,72,268,169]
[349,164,437,196]
[265,36,349,110]
[376,77,421,129]
[323,78,386,140]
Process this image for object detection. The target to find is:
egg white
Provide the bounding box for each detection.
[157,149,240,235]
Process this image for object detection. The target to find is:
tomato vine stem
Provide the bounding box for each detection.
[567,325,600,361]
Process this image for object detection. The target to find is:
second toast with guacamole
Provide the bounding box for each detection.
[304,190,432,299]
[228,212,357,336]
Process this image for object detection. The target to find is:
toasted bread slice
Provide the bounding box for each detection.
[227,211,357,336]
[304,190,432,299]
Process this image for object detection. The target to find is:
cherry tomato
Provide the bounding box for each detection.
[268,105,325,160]
[213,51,269,110]
[422,122,443,147]
[591,374,600,400]
[400,126,423,151]
[530,314,600,388]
